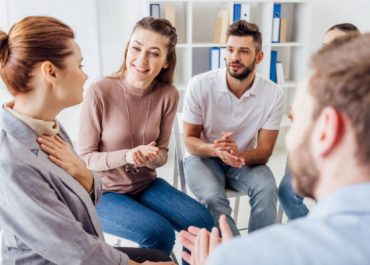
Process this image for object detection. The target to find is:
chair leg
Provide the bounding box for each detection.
[277,202,284,223]
[171,251,179,265]
[173,152,179,189]
[233,197,240,225]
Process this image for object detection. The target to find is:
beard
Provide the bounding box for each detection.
[288,125,320,200]
[226,57,256,80]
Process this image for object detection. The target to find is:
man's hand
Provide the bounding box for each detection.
[38,135,93,193]
[213,132,244,168]
[179,215,233,265]
[126,141,160,167]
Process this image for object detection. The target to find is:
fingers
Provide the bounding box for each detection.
[37,137,57,151]
[48,155,68,170]
[147,141,156,147]
[188,226,202,235]
[181,251,192,264]
[178,230,197,251]
[219,215,234,241]
[39,142,60,158]
[54,135,68,146]
[138,143,159,152]
[209,227,221,252]
[213,142,235,149]
[133,149,158,166]
[133,150,147,166]
[221,131,233,139]
[193,229,210,265]
[38,135,63,148]
[218,151,244,167]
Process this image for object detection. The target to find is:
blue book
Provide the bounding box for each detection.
[270,50,278,83]
[233,3,241,22]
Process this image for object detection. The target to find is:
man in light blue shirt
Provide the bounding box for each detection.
[179,32,370,265]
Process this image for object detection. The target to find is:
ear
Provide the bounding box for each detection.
[40,61,57,87]
[162,62,169,69]
[311,106,344,157]
[255,50,264,65]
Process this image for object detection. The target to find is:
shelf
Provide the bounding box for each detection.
[191,43,227,47]
[177,43,189,48]
[270,42,304,47]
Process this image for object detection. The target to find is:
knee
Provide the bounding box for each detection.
[254,177,277,197]
[140,223,175,255]
[191,206,214,231]
[278,178,291,201]
[202,194,227,209]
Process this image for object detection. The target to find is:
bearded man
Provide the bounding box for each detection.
[183,20,283,235]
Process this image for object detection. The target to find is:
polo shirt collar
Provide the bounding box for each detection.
[220,70,260,98]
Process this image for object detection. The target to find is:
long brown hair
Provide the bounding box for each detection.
[112,16,177,85]
[0,16,74,95]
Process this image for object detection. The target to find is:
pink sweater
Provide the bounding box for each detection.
[78,77,179,194]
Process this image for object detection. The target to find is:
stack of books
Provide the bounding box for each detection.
[272,3,287,43]
[150,3,176,26]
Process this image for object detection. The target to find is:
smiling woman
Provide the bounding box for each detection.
[77,16,214,260]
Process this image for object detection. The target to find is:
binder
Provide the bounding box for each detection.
[214,10,229,43]
[276,62,285,84]
[164,3,176,27]
[271,3,281,43]
[233,3,241,22]
[273,3,281,18]
[209,47,221,70]
[219,47,227,69]
[270,50,278,83]
[279,18,287,42]
[241,3,251,22]
[150,3,160,18]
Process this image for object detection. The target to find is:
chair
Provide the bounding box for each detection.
[172,113,283,226]
[0,226,2,264]
[172,113,245,224]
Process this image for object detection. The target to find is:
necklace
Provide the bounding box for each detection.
[120,79,153,174]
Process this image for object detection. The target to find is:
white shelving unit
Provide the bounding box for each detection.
[143,0,312,127]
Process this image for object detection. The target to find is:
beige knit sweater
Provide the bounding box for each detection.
[78,77,179,195]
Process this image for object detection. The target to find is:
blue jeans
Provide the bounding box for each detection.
[184,156,277,236]
[278,165,309,220]
[96,178,213,256]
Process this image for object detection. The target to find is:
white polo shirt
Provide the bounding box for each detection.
[183,68,284,151]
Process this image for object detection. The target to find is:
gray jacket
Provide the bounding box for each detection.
[0,108,128,265]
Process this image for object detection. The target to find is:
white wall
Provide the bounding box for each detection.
[310,0,370,53]
[0,0,102,141]
[97,0,144,76]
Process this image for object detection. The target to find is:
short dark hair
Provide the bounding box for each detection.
[309,33,370,165]
[327,23,359,33]
[226,20,262,53]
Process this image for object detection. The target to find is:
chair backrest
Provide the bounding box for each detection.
[173,113,187,193]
